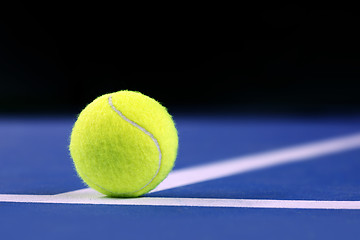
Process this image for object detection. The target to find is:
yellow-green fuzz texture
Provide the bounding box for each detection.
[69,91,178,197]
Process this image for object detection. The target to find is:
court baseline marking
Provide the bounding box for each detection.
[2,133,360,209]
[1,193,360,209]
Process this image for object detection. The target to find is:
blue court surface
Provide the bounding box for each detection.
[1,114,360,239]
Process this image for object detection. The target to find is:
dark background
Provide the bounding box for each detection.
[0,3,359,115]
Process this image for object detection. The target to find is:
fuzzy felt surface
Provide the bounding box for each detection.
[69,91,178,197]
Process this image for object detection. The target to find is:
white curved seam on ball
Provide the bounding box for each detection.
[106,95,162,194]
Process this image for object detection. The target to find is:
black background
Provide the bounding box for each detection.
[0,3,359,114]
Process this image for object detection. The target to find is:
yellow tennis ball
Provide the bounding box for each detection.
[69,90,178,197]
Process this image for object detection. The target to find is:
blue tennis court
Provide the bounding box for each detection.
[1,115,360,239]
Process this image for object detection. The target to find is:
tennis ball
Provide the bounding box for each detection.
[69,90,178,198]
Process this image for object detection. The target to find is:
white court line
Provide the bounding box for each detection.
[152,133,360,193]
[1,194,360,209]
[57,132,360,197]
[2,132,360,209]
